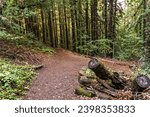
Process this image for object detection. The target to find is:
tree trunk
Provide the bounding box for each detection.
[63,0,69,49]
[88,58,126,89]
[144,1,150,64]
[51,1,56,47]
[91,0,98,41]
[40,7,46,43]
[70,0,76,51]
[58,2,63,47]
[103,0,108,39]
[85,0,90,41]
[88,58,112,80]
[0,0,4,15]
[143,0,146,44]
[54,10,58,47]
[48,10,54,47]
[0,7,2,15]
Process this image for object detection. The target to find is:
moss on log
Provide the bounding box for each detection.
[88,58,112,80]
[88,58,126,89]
[75,86,96,97]
[79,67,97,79]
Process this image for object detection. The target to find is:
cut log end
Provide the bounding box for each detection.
[88,58,100,70]
[132,75,150,92]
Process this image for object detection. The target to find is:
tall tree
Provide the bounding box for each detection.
[103,0,108,39]
[0,0,4,15]
[85,0,90,40]
[48,9,54,47]
[144,0,150,64]
[58,1,63,47]
[70,0,77,51]
[63,0,69,49]
[51,0,57,47]
[91,0,98,41]
[40,7,46,43]
[143,0,146,45]
[107,0,118,58]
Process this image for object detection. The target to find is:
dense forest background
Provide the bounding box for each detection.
[0,0,150,71]
[0,0,150,100]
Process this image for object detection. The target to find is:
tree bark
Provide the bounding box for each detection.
[40,7,46,43]
[88,58,126,89]
[91,0,98,41]
[85,0,90,41]
[48,10,54,47]
[103,0,108,39]
[70,0,76,51]
[63,0,69,49]
[88,58,112,80]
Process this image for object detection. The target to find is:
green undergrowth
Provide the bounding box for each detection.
[138,62,150,78]
[0,31,54,54]
[0,30,54,99]
[0,59,36,99]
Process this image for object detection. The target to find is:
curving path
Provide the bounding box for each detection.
[24,49,132,100]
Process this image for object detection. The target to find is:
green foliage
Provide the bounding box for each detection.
[0,59,35,99]
[0,16,21,33]
[116,30,143,60]
[4,6,37,19]
[77,39,113,56]
[140,64,150,77]
[3,0,37,19]
[0,31,54,53]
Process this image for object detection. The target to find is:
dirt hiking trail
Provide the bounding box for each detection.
[24,49,133,100]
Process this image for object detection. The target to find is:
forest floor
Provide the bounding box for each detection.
[23,49,136,100]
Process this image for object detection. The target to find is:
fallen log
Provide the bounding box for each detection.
[88,58,126,89]
[92,83,118,97]
[111,72,126,89]
[132,75,150,92]
[95,78,116,91]
[79,67,97,79]
[96,91,113,100]
[88,58,112,80]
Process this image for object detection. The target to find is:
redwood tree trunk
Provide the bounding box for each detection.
[70,0,76,51]
[91,0,98,41]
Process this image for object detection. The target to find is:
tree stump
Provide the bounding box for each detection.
[132,75,150,92]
